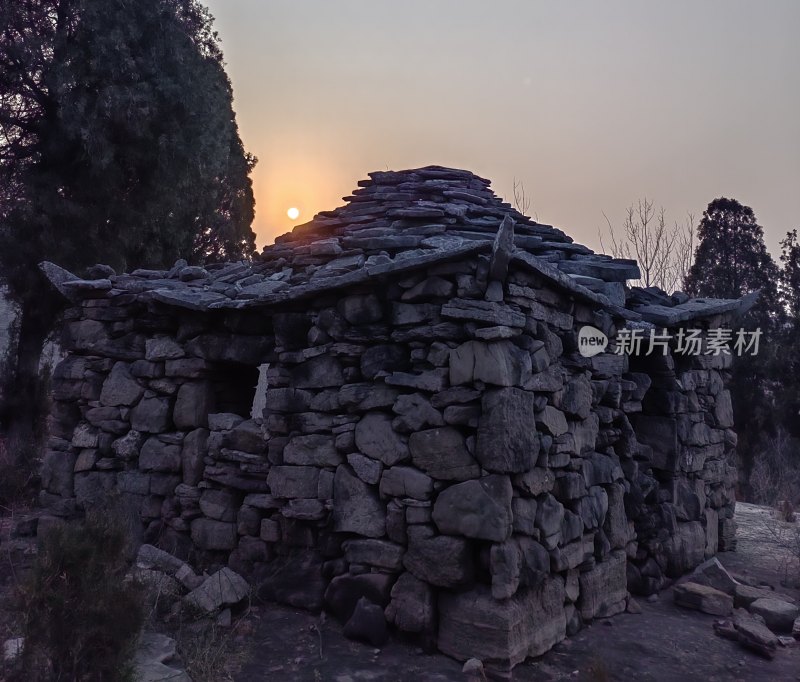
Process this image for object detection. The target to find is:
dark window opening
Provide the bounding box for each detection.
[209,361,260,418]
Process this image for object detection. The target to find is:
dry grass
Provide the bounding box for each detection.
[0,510,32,681]
[147,608,254,682]
[138,556,252,682]
[0,437,38,513]
[745,429,800,587]
[749,429,800,511]
[175,621,239,682]
[758,516,800,589]
[736,501,800,590]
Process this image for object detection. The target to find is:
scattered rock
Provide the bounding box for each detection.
[733,613,779,659]
[175,564,204,591]
[734,583,777,609]
[184,567,250,614]
[343,597,389,647]
[626,596,642,614]
[690,557,739,595]
[749,597,799,634]
[673,581,733,616]
[216,608,233,628]
[713,618,739,641]
[132,632,192,682]
[462,657,485,680]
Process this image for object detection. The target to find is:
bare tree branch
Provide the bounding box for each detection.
[599,200,695,292]
[512,177,531,217]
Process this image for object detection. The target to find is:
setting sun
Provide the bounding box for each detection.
[287,207,300,220]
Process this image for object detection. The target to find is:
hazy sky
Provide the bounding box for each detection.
[204,0,800,256]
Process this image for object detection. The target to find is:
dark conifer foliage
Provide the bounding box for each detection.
[0,0,256,452]
[684,197,779,326]
[776,230,800,439]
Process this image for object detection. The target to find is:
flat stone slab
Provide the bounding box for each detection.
[690,557,739,595]
[733,614,779,659]
[749,597,799,633]
[557,258,641,282]
[184,567,250,614]
[133,632,192,682]
[734,584,778,609]
[673,581,733,616]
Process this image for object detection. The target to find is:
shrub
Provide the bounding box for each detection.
[0,359,53,510]
[749,427,800,511]
[0,436,38,511]
[17,500,145,681]
[174,621,239,682]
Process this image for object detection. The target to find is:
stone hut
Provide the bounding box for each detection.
[40,166,748,671]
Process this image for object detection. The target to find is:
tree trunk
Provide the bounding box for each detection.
[0,291,62,465]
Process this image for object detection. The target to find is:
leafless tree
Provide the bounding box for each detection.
[749,426,800,511]
[600,198,694,292]
[671,212,695,292]
[512,178,531,217]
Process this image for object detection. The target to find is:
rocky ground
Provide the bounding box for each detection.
[1,502,798,681]
[233,501,800,682]
[234,593,800,682]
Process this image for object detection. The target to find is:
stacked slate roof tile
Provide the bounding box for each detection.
[42,166,754,325]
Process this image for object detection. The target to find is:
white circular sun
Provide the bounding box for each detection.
[287,207,300,220]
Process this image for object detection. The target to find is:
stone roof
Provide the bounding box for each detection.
[627,287,760,327]
[40,166,754,325]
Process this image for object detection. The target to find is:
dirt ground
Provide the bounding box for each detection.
[1,504,798,682]
[234,503,800,682]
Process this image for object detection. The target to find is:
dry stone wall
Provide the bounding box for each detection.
[627,346,737,594]
[41,247,735,670]
[43,291,274,547]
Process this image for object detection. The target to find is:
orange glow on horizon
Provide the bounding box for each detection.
[250,155,361,250]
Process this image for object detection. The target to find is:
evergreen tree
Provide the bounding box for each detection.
[0,0,256,454]
[780,230,800,320]
[777,230,800,438]
[683,198,781,495]
[684,197,779,325]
